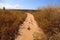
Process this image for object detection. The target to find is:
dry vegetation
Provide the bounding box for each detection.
[0,10,27,40]
[33,6,60,40]
[1,6,60,40]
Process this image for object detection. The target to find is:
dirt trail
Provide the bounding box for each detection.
[15,13,46,40]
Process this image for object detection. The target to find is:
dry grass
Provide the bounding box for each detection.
[0,10,27,40]
[33,6,60,40]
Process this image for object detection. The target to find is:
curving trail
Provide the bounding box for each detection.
[15,13,46,40]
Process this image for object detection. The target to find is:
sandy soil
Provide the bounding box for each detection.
[15,13,46,40]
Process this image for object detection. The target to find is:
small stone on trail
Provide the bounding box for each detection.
[27,27,30,30]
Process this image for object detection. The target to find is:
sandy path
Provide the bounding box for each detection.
[15,13,46,40]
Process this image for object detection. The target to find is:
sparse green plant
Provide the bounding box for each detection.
[33,32,46,40]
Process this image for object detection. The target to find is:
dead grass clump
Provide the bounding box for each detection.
[33,6,60,40]
[0,10,27,40]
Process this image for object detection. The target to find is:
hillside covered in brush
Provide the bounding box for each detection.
[0,10,27,40]
[33,7,60,40]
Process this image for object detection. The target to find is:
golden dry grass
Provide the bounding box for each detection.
[33,6,60,40]
[0,10,27,40]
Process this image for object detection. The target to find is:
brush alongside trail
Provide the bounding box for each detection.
[15,13,46,40]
